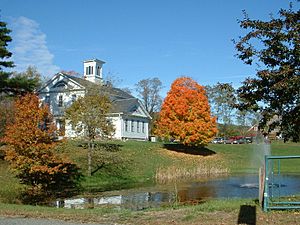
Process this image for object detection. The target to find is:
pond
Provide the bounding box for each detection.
[53,174,300,210]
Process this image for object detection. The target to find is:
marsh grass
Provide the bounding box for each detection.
[155,143,229,183]
[155,164,229,184]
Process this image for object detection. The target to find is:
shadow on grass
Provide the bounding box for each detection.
[237,205,256,225]
[163,143,216,156]
[78,141,124,152]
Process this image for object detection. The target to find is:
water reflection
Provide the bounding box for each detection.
[54,174,300,210]
[55,192,176,210]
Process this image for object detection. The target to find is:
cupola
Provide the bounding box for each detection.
[83,59,105,84]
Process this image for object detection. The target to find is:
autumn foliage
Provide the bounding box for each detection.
[1,93,81,203]
[156,77,217,146]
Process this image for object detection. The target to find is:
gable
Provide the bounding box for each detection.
[131,105,147,117]
[38,73,85,93]
[134,100,152,119]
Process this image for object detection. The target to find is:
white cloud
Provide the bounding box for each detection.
[10,16,60,77]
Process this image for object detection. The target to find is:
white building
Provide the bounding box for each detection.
[38,59,151,140]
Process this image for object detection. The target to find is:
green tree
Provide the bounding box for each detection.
[1,94,81,203]
[10,66,42,93]
[234,4,300,142]
[65,92,115,176]
[0,66,42,138]
[205,83,236,137]
[235,107,260,137]
[0,96,14,138]
[0,18,41,95]
[0,17,14,93]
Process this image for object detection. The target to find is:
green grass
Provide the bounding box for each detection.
[58,140,175,192]
[0,161,24,204]
[115,140,173,183]
[208,143,259,173]
[0,198,255,220]
[0,198,293,225]
[208,141,300,174]
[0,202,124,222]
[191,198,255,212]
[270,141,300,173]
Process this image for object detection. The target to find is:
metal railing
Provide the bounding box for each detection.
[262,155,300,211]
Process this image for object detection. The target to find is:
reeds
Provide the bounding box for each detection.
[155,164,229,184]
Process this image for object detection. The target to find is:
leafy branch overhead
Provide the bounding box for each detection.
[234,5,300,142]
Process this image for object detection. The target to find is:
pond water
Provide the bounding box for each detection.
[53,174,300,210]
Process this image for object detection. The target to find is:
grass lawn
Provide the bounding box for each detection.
[0,160,24,204]
[209,141,300,174]
[1,199,300,225]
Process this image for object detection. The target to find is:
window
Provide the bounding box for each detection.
[56,119,65,136]
[131,120,134,132]
[45,96,50,105]
[142,122,145,133]
[125,119,128,132]
[97,66,100,75]
[107,118,113,126]
[71,94,76,103]
[86,66,94,75]
[53,81,67,90]
[58,95,63,107]
[137,121,140,133]
[56,83,66,88]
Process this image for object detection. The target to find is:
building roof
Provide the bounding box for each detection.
[83,59,105,64]
[65,74,99,89]
[63,74,147,116]
[64,74,133,100]
[111,98,139,113]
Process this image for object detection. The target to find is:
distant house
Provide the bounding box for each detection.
[38,59,151,140]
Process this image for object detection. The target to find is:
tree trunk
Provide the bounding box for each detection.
[87,141,93,176]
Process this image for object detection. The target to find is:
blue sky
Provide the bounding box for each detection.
[1,0,297,96]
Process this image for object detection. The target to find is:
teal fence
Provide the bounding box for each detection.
[262,155,300,211]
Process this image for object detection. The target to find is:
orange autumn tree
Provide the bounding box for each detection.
[1,93,81,203]
[156,77,217,146]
